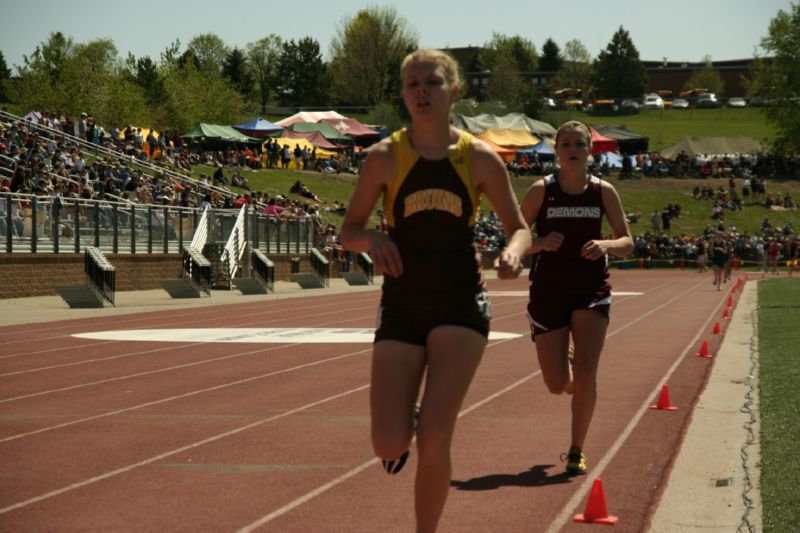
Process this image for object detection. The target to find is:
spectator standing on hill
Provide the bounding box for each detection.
[650,210,660,232]
[339,49,530,533]
[520,120,633,477]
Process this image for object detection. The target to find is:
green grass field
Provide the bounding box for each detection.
[542,107,776,152]
[198,165,800,240]
[757,279,800,532]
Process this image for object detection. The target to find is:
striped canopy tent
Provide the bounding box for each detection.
[280,130,343,150]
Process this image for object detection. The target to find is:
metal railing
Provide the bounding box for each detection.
[85,246,115,304]
[221,205,247,281]
[183,246,212,295]
[251,249,275,293]
[309,248,330,287]
[1,192,316,256]
[354,252,374,283]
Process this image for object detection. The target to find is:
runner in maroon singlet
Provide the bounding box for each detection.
[520,121,633,475]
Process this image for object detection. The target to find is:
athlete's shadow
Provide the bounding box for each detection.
[451,464,573,491]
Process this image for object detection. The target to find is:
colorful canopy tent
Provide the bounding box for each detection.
[283,122,354,145]
[479,128,540,148]
[451,112,557,137]
[658,136,763,159]
[181,123,260,144]
[517,138,556,159]
[318,118,380,139]
[281,130,342,150]
[275,110,347,127]
[589,127,618,155]
[476,135,517,162]
[592,124,649,155]
[269,137,337,169]
[232,118,283,138]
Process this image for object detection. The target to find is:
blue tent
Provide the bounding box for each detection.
[517,139,555,160]
[232,117,283,138]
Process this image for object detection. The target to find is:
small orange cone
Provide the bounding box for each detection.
[696,340,712,358]
[712,322,721,335]
[722,308,730,319]
[573,478,619,525]
[650,384,678,410]
[727,295,733,307]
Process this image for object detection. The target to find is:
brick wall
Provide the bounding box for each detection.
[0,253,315,299]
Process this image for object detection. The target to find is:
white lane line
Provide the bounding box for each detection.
[0,347,372,443]
[545,277,722,532]
[238,277,710,530]
[0,384,371,516]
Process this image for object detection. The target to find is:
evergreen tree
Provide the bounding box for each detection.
[592,26,647,99]
[223,47,254,99]
[539,38,562,72]
[275,38,328,108]
[0,51,11,103]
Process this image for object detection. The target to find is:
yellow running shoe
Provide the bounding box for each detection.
[563,445,587,475]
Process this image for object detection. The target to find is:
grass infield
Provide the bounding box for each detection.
[757,278,800,532]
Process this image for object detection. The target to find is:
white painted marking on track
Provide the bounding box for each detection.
[73,328,521,344]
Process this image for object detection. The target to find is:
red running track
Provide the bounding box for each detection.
[0,270,739,532]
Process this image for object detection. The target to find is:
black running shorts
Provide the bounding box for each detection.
[527,284,610,339]
[374,291,492,346]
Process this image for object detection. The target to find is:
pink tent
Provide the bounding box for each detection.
[590,127,618,155]
[318,118,380,138]
[281,130,343,150]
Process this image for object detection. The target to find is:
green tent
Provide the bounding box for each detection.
[181,123,260,143]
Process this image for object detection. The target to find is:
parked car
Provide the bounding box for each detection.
[671,98,690,109]
[643,95,664,109]
[620,99,640,111]
[696,93,720,108]
[727,97,747,108]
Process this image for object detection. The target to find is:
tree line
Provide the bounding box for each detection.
[0,4,797,155]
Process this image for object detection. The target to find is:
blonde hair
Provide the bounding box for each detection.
[400,49,461,88]
[555,120,592,148]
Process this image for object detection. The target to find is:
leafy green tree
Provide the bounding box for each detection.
[329,5,417,106]
[592,26,646,99]
[246,34,283,114]
[748,4,800,155]
[539,38,562,73]
[478,33,538,73]
[187,33,228,76]
[274,37,328,108]
[684,55,725,95]
[223,47,254,99]
[161,61,246,133]
[484,51,523,108]
[550,39,592,96]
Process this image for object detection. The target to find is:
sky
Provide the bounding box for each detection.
[1,0,794,72]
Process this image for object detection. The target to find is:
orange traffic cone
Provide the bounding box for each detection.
[573,478,619,525]
[727,295,733,307]
[649,384,678,410]
[722,308,730,319]
[697,340,712,358]
[712,322,721,335]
